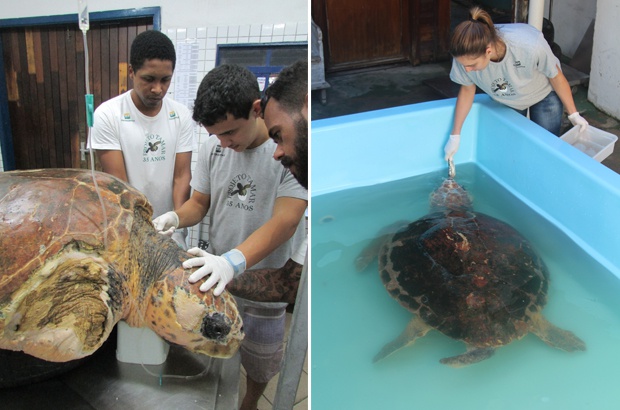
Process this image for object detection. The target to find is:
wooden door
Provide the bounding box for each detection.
[312,0,451,72]
[1,17,152,170]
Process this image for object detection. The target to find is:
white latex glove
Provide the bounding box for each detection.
[568,112,588,132]
[152,211,179,236]
[444,134,461,161]
[185,248,246,296]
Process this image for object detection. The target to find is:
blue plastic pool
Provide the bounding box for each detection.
[311,95,620,409]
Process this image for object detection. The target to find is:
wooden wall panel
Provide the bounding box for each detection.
[312,0,450,72]
[1,17,153,170]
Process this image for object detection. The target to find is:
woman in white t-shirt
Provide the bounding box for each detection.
[445,7,588,161]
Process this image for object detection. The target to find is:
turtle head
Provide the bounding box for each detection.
[429,178,472,212]
[142,266,244,358]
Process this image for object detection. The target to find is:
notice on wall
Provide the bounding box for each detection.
[174,40,200,110]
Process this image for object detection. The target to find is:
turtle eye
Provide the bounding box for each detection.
[201,313,231,341]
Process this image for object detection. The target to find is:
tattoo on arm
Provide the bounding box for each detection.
[227,258,302,304]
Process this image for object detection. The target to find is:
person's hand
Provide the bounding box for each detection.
[152,211,179,236]
[444,134,461,161]
[568,112,588,132]
[185,248,246,296]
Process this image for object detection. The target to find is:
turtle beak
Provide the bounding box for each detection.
[200,312,232,342]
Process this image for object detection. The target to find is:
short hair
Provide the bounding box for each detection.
[130,30,176,71]
[261,60,308,114]
[192,65,261,126]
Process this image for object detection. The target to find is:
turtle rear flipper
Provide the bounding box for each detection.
[373,316,431,362]
[439,346,495,367]
[529,314,586,352]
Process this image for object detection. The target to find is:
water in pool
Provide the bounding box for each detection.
[311,163,620,409]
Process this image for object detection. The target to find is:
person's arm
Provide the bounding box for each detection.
[548,65,588,130]
[175,190,211,228]
[451,84,477,135]
[152,189,210,235]
[184,196,307,295]
[96,150,128,182]
[226,258,303,304]
[548,65,577,115]
[172,151,192,210]
[444,84,477,161]
[236,196,307,269]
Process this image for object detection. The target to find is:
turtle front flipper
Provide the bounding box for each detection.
[373,316,431,362]
[439,346,495,367]
[356,221,409,272]
[529,313,586,352]
[0,256,119,362]
[355,234,390,272]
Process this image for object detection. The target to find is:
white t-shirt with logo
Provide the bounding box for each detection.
[90,91,195,217]
[450,23,560,111]
[191,135,307,271]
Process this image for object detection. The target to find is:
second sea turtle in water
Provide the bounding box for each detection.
[356,177,585,367]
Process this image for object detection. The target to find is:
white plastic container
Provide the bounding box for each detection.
[116,321,170,365]
[560,125,618,162]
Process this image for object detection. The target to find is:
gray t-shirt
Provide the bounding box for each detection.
[191,135,307,271]
[450,23,561,111]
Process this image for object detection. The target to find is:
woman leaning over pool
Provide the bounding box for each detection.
[444,6,588,162]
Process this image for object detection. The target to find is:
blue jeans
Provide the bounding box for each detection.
[515,91,563,136]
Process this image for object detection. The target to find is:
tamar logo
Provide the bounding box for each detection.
[145,140,162,154]
[490,78,516,97]
[226,174,256,211]
[121,112,134,121]
[143,134,166,162]
[513,61,524,68]
[168,110,178,119]
[493,82,509,93]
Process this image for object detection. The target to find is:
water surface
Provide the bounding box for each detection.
[311,163,620,409]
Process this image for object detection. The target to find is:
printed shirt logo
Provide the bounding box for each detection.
[168,110,178,119]
[490,78,516,97]
[143,133,166,162]
[212,144,225,157]
[513,60,524,68]
[226,174,256,212]
[121,112,134,121]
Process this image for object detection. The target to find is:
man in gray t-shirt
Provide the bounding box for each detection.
[153,64,307,410]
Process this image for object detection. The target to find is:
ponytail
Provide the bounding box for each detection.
[450,7,499,57]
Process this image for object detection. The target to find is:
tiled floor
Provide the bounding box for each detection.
[239,312,309,410]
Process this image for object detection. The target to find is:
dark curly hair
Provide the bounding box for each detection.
[261,60,307,115]
[192,65,261,127]
[130,30,176,71]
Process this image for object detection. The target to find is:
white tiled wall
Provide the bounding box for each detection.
[165,21,308,250]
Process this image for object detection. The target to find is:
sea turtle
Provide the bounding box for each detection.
[356,176,585,367]
[0,169,244,368]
